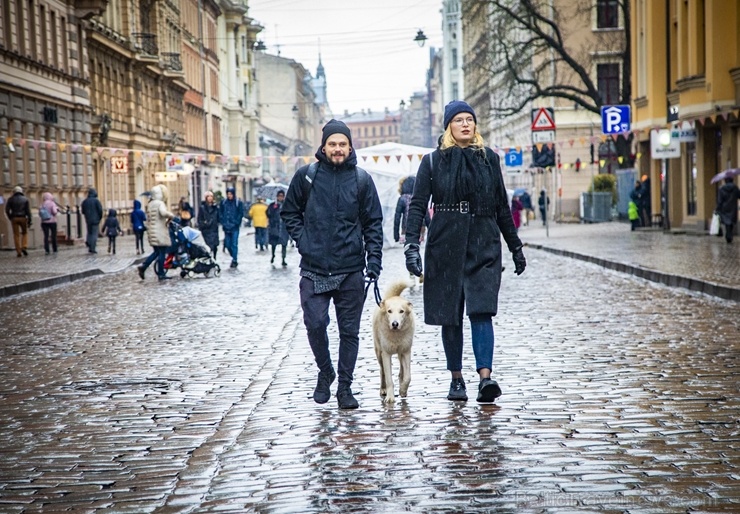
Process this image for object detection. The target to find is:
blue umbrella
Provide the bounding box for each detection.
[513,188,527,196]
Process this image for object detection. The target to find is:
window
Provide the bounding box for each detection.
[451,48,458,69]
[452,83,459,101]
[597,63,620,104]
[596,0,619,29]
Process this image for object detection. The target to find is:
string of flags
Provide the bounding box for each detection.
[4,131,652,172]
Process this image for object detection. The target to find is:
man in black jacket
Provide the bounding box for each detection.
[5,186,32,257]
[81,187,103,253]
[281,119,383,409]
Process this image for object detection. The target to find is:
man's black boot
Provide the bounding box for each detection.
[313,369,336,404]
[337,386,359,409]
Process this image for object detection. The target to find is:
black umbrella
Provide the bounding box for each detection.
[255,182,288,200]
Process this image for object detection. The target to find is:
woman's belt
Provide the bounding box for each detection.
[434,201,469,213]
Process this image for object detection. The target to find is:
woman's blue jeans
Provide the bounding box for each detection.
[441,314,494,372]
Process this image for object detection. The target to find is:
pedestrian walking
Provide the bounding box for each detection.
[638,174,652,227]
[538,189,550,226]
[628,200,640,231]
[178,196,194,227]
[39,191,60,254]
[5,186,32,257]
[249,197,268,251]
[403,100,526,404]
[630,180,643,227]
[137,185,174,281]
[281,119,384,409]
[266,190,289,267]
[716,177,740,243]
[81,187,103,253]
[520,189,533,225]
[393,175,415,244]
[511,195,523,231]
[131,199,147,255]
[101,209,124,254]
[219,186,245,268]
[197,191,220,259]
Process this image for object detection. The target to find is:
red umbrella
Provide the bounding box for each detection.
[710,168,740,184]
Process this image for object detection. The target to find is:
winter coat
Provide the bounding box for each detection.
[5,192,31,221]
[197,201,220,250]
[131,199,147,232]
[281,147,383,276]
[146,185,174,247]
[716,182,740,225]
[40,192,59,224]
[405,146,522,326]
[81,188,103,225]
[520,191,533,210]
[511,198,523,229]
[266,200,290,246]
[248,201,269,228]
[102,209,122,237]
[628,201,639,221]
[219,197,245,232]
[393,176,415,242]
[538,192,549,213]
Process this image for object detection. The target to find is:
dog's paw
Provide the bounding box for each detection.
[383,394,395,405]
[379,388,386,397]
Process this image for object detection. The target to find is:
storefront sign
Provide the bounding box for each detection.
[110,155,128,174]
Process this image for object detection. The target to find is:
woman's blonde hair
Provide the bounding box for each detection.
[440,125,485,150]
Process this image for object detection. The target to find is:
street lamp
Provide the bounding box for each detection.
[658,129,672,231]
[253,40,267,51]
[414,29,427,47]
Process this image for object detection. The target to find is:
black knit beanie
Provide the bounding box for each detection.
[321,119,353,147]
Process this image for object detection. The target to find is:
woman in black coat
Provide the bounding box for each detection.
[716,177,740,243]
[266,190,290,266]
[197,191,220,258]
[404,101,526,404]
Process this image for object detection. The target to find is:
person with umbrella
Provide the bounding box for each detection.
[716,177,740,243]
[266,190,289,266]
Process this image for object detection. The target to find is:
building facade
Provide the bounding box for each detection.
[337,108,402,149]
[0,0,105,249]
[461,0,628,220]
[630,0,740,233]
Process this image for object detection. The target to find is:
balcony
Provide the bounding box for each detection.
[161,53,183,71]
[132,33,158,56]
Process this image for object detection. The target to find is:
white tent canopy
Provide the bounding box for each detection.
[356,142,435,248]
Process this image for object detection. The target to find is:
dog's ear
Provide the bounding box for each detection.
[406,300,413,308]
[378,300,385,309]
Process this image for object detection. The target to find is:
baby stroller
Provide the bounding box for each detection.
[159,221,221,278]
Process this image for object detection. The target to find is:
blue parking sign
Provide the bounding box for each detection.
[505,148,523,167]
[601,105,631,134]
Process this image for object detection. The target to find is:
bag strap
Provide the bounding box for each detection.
[301,162,369,211]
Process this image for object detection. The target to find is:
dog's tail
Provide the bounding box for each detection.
[384,280,411,299]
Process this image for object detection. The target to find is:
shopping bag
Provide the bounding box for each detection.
[709,213,721,236]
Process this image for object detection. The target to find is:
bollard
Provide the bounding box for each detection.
[76,206,82,239]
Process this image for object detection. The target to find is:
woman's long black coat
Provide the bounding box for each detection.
[197,201,220,251]
[405,147,522,326]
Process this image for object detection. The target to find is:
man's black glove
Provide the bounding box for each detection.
[365,263,381,282]
[512,247,526,275]
[404,244,423,277]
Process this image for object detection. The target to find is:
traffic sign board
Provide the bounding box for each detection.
[601,105,631,134]
[505,148,523,167]
[532,130,555,144]
[531,107,556,131]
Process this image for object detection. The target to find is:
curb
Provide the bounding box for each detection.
[0,270,105,299]
[528,243,740,302]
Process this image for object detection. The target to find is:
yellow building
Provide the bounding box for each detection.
[631,0,740,232]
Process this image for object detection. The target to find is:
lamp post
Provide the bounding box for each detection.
[658,129,671,231]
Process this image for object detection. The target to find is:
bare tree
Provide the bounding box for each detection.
[482,0,633,166]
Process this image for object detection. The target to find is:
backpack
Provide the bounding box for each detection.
[300,161,370,210]
[39,206,52,221]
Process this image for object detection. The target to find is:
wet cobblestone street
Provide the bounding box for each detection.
[1,234,739,513]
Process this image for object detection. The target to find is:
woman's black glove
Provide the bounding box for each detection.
[404,244,423,277]
[512,247,526,275]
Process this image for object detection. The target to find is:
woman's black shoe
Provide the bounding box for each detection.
[447,377,468,401]
[477,378,502,402]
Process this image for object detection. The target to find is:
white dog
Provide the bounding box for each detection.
[373,281,415,404]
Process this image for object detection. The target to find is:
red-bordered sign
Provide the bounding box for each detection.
[531,107,556,131]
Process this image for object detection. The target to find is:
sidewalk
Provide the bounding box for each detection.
[519,220,740,301]
[2,220,739,301]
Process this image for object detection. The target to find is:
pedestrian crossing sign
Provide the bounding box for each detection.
[531,107,556,131]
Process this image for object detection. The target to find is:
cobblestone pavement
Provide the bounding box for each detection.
[0,234,738,513]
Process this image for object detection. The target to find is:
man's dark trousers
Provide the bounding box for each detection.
[299,272,365,389]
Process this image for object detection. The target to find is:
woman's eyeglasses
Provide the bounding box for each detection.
[452,117,475,126]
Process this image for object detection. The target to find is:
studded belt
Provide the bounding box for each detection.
[434,201,469,214]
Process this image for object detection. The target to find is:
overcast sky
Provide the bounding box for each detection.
[248,0,444,116]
